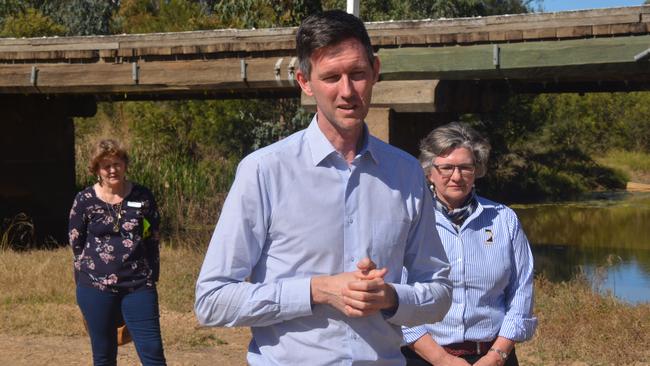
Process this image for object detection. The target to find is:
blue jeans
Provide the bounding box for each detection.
[76,285,166,366]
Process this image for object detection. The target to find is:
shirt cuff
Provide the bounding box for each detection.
[402,325,428,345]
[385,283,415,325]
[279,277,313,319]
[499,315,538,342]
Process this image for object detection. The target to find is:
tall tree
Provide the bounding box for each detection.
[112,0,219,34]
[0,0,118,36]
[0,7,66,37]
[213,0,321,28]
[321,0,536,21]
[41,0,119,36]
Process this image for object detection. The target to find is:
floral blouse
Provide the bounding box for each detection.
[68,184,160,292]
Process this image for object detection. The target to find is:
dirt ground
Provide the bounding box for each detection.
[0,332,559,366]
[0,330,250,366]
[2,332,646,366]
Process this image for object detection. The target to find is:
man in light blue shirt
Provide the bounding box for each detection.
[195,10,452,365]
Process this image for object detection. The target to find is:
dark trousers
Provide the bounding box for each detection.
[76,285,166,366]
[401,345,519,366]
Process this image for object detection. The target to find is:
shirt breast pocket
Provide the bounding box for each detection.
[370,219,410,282]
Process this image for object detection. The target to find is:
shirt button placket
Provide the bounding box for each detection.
[458,235,467,320]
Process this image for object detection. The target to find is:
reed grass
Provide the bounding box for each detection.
[518,274,650,365]
[72,103,236,245]
[1,244,648,363]
[0,213,37,251]
[596,149,650,184]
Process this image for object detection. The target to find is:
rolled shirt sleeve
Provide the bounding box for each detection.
[499,213,538,341]
[402,325,428,345]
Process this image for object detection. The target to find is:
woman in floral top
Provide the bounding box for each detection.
[69,139,166,365]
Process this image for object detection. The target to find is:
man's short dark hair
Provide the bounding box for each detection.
[296,10,375,79]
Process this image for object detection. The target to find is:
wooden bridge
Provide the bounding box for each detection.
[2,5,650,243]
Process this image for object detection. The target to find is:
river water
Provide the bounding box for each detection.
[512,192,650,304]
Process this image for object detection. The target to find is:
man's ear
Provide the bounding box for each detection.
[372,56,381,84]
[296,69,313,96]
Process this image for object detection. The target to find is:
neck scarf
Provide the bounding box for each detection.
[431,186,477,231]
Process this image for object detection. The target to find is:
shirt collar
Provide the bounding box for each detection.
[363,127,380,165]
[306,116,336,166]
[306,115,379,166]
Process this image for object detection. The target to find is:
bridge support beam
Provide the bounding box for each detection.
[389,112,457,158]
[0,95,96,247]
[305,79,507,157]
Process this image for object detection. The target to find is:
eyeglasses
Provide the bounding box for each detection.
[432,163,476,178]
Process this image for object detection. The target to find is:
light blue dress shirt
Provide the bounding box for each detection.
[403,196,537,345]
[195,117,452,365]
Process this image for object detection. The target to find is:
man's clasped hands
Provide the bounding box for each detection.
[311,257,398,317]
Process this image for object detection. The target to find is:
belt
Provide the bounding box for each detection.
[443,340,494,357]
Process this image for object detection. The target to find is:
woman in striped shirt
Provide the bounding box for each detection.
[401,122,537,366]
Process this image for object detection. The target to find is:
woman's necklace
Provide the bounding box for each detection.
[106,200,123,233]
[98,181,128,233]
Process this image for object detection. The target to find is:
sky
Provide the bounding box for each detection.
[542,0,646,12]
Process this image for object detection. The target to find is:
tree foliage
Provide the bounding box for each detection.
[40,0,118,36]
[469,92,650,202]
[212,0,321,28]
[322,0,538,21]
[0,0,118,37]
[112,0,219,34]
[1,0,644,207]
[0,7,66,37]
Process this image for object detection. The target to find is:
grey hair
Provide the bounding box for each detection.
[419,122,491,178]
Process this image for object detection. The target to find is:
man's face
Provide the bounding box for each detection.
[297,38,380,135]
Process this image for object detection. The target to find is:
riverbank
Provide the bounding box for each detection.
[1,246,648,365]
[628,181,650,192]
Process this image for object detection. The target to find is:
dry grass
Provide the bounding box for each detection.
[1,246,649,364]
[0,244,238,351]
[518,275,650,365]
[596,149,650,184]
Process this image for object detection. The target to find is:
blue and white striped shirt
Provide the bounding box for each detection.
[403,195,537,345]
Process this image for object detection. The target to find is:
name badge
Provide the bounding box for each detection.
[127,201,142,208]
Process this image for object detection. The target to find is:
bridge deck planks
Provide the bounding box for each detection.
[0,6,648,62]
[0,57,300,95]
[0,6,649,96]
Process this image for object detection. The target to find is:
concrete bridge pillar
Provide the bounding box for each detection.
[366,108,457,158]
[0,96,96,247]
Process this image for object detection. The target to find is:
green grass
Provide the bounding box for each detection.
[596,149,650,184]
[72,108,237,244]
